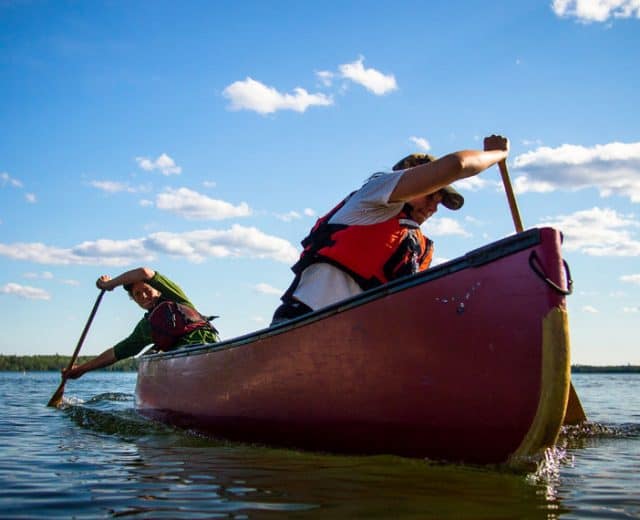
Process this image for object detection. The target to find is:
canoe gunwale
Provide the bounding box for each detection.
[141,228,544,363]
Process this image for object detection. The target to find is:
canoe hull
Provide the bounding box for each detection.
[136,227,572,464]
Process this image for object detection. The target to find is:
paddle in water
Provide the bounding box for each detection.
[47,289,106,407]
[497,159,587,424]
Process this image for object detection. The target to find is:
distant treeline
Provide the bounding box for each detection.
[0,355,637,373]
[0,355,138,372]
[571,365,640,373]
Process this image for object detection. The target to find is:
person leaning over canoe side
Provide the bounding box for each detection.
[62,267,219,380]
[271,134,510,325]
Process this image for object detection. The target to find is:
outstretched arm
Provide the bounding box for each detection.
[96,267,156,291]
[389,135,509,203]
[62,347,118,380]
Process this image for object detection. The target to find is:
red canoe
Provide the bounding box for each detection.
[136,227,576,464]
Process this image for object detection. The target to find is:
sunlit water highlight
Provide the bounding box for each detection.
[0,372,638,518]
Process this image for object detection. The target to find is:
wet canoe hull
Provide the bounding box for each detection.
[136,227,572,464]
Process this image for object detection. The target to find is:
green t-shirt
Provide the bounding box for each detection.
[113,272,218,360]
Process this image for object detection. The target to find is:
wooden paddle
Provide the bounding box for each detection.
[47,289,106,407]
[497,159,587,424]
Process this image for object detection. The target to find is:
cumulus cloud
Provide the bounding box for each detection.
[0,225,298,266]
[410,136,431,151]
[303,208,316,217]
[513,141,640,202]
[539,207,640,256]
[253,282,282,296]
[223,77,333,115]
[156,187,251,220]
[144,226,299,263]
[422,217,471,237]
[135,153,182,175]
[338,56,397,95]
[0,282,51,300]
[552,0,640,22]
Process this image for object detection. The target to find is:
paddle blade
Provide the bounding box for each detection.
[563,381,587,425]
[47,380,66,408]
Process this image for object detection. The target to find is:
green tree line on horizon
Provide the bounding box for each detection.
[0,354,138,372]
[0,355,638,373]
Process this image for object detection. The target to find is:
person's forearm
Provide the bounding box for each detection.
[100,267,155,291]
[390,149,508,202]
[66,348,118,379]
[456,149,509,177]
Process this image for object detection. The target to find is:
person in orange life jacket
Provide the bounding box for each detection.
[271,134,510,325]
[62,267,218,380]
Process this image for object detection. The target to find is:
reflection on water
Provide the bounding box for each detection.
[0,372,638,519]
[53,393,564,519]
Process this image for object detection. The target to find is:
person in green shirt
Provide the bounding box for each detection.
[62,267,218,380]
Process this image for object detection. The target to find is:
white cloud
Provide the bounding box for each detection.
[90,180,138,193]
[144,225,299,263]
[156,187,251,220]
[513,141,640,202]
[0,282,51,300]
[23,271,54,279]
[0,225,298,266]
[422,217,471,237]
[620,273,640,285]
[253,282,282,296]
[452,176,497,192]
[135,153,182,175]
[582,305,599,313]
[410,136,431,151]
[275,210,302,222]
[25,193,37,203]
[316,70,334,87]
[303,208,316,217]
[539,207,640,256]
[202,180,217,189]
[223,77,333,115]
[623,306,639,313]
[338,56,398,95]
[1,172,23,188]
[552,0,640,22]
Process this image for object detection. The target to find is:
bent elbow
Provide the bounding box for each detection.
[139,267,156,280]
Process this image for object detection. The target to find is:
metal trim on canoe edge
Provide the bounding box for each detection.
[140,228,544,363]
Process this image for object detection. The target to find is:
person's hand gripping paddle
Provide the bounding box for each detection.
[47,290,106,407]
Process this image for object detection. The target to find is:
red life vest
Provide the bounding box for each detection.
[290,197,433,292]
[147,300,213,351]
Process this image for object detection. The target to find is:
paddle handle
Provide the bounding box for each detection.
[498,160,524,232]
[47,289,106,407]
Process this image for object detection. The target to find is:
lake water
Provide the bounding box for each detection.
[0,371,638,519]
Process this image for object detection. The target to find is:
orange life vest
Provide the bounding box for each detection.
[289,197,433,292]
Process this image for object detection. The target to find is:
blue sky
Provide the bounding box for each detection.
[1,1,638,365]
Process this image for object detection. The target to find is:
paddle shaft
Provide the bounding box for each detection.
[497,160,524,233]
[47,289,106,407]
[497,159,587,424]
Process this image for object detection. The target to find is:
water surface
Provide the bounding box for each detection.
[0,372,638,518]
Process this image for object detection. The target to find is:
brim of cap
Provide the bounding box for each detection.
[441,186,464,210]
